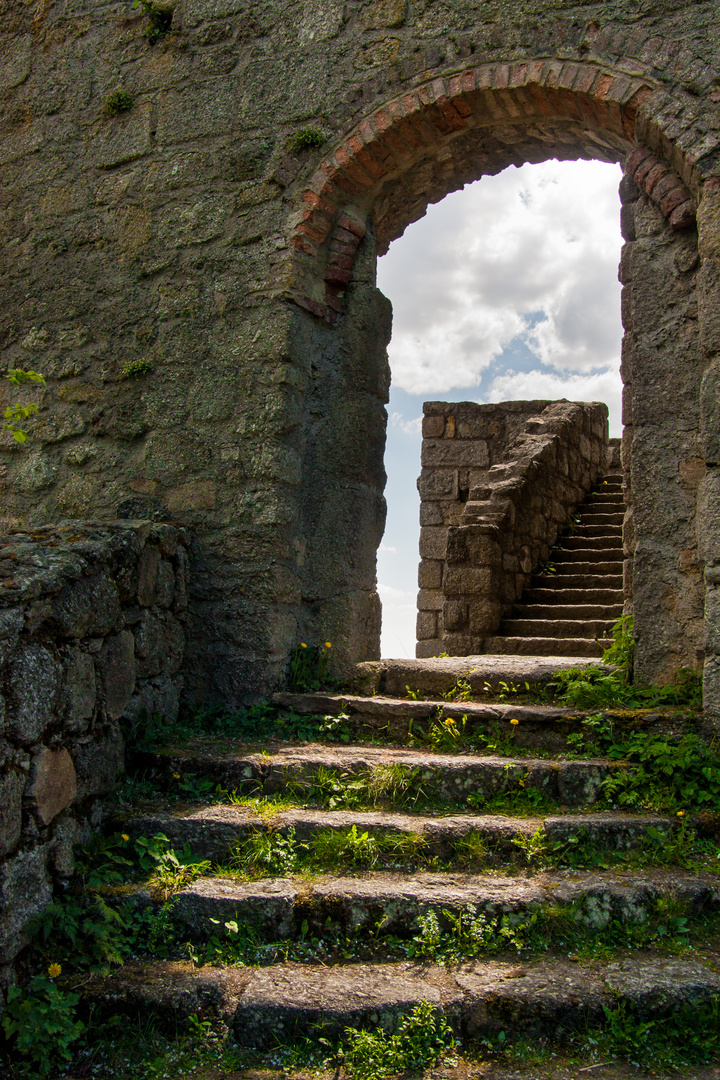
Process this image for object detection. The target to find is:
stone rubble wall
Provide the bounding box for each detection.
[0,521,189,979]
[416,400,609,658]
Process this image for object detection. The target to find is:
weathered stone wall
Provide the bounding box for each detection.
[416,400,608,657]
[0,521,188,975]
[0,0,719,702]
[619,175,708,683]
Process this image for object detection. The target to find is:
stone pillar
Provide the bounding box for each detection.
[623,182,705,685]
[697,183,720,713]
[291,234,390,672]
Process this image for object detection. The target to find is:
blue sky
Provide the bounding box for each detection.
[376,159,624,658]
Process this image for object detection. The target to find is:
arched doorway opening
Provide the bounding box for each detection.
[284,59,713,699]
[376,158,624,658]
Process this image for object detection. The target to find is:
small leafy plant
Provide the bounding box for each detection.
[2,973,84,1078]
[287,126,327,154]
[120,358,154,379]
[340,1000,457,1079]
[103,89,134,116]
[133,0,173,44]
[288,640,336,691]
[3,367,45,443]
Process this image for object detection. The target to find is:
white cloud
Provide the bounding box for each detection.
[378,582,414,601]
[378,159,624,395]
[379,542,397,554]
[487,368,622,437]
[389,411,422,435]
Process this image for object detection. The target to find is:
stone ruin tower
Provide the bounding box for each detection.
[1,0,720,711]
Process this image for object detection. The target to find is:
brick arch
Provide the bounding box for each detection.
[286,60,699,322]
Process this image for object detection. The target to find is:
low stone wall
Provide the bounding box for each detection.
[417,400,609,657]
[0,521,189,980]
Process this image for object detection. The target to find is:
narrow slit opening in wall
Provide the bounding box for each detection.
[375,159,624,660]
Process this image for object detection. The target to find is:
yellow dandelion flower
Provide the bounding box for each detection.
[677,810,685,817]
[121,833,130,842]
[324,641,332,648]
[444,717,455,726]
[301,642,307,648]
[48,963,62,979]
[510,718,519,726]
[172,773,181,779]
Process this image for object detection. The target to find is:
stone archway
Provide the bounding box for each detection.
[280,60,716,702]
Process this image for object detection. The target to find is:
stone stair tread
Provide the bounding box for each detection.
[562,535,623,549]
[86,956,720,1049]
[274,691,582,722]
[150,742,617,771]
[127,804,681,863]
[483,637,608,656]
[141,743,621,807]
[501,619,616,638]
[553,549,624,563]
[352,655,606,697]
[524,588,624,603]
[514,604,623,618]
[533,574,622,588]
[171,867,720,941]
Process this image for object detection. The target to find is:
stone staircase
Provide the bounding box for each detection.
[484,469,625,658]
[81,656,720,1076]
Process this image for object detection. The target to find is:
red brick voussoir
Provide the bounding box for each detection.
[287,59,700,322]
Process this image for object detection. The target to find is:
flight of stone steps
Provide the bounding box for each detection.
[83,656,720,1075]
[484,469,625,658]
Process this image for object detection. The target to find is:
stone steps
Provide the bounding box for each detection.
[169,868,720,944]
[552,549,623,565]
[535,572,621,588]
[502,618,617,639]
[136,742,624,806]
[483,635,609,657]
[126,804,684,865]
[513,603,623,619]
[85,955,720,1050]
[351,654,604,698]
[561,534,623,550]
[523,587,624,604]
[484,465,627,658]
[269,691,604,755]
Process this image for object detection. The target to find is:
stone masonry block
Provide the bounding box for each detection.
[0,845,53,963]
[419,503,446,526]
[417,469,457,500]
[443,601,467,631]
[0,769,24,858]
[418,561,442,589]
[99,631,136,721]
[53,573,122,639]
[422,439,489,468]
[28,747,77,826]
[137,546,160,607]
[443,566,493,596]
[419,527,447,560]
[417,589,443,611]
[155,559,176,608]
[422,415,444,438]
[64,648,96,732]
[416,610,437,640]
[74,725,125,800]
[9,645,61,744]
